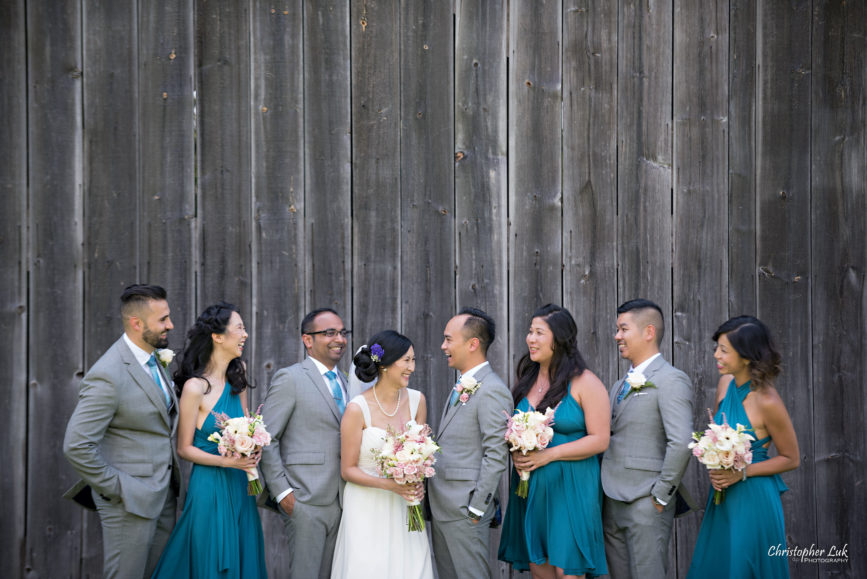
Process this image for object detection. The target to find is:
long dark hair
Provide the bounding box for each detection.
[512,304,588,410]
[713,315,781,390]
[353,330,413,383]
[173,301,252,396]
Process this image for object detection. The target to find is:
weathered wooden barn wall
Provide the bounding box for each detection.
[0,0,864,577]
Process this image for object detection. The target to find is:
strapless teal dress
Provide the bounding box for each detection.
[687,380,789,578]
[152,384,267,578]
[498,396,607,577]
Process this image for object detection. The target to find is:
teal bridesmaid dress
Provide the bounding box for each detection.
[498,396,607,577]
[687,380,789,578]
[152,384,267,579]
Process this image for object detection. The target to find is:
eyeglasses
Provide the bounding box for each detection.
[305,328,352,338]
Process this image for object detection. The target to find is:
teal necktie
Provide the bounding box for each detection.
[325,370,345,415]
[616,373,632,404]
[147,354,171,408]
[449,380,461,406]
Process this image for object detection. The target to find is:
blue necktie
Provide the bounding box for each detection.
[325,370,345,415]
[147,354,172,408]
[449,380,461,406]
[616,373,632,404]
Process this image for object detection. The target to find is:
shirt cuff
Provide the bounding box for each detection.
[468,505,484,517]
[653,495,668,506]
[276,488,294,503]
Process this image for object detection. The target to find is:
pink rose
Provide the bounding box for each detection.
[424,467,435,478]
[234,434,255,455]
[252,427,271,446]
[404,464,418,476]
[459,393,469,403]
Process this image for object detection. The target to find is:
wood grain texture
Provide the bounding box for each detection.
[351,0,401,342]
[671,1,729,575]
[508,0,563,373]
[562,0,618,386]
[810,1,866,577]
[0,1,27,575]
[755,3,816,577]
[26,0,85,576]
[196,0,252,312]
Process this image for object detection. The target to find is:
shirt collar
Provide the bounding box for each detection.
[459,361,490,381]
[630,352,661,375]
[123,333,154,367]
[308,356,335,377]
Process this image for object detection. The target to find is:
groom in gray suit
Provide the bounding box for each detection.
[601,299,694,578]
[260,308,349,579]
[63,284,181,578]
[430,307,513,579]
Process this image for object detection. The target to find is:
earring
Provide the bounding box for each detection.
[382,368,388,373]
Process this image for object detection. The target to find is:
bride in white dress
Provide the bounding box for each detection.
[330,330,434,579]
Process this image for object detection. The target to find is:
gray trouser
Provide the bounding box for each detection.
[431,512,494,579]
[603,495,674,579]
[93,489,177,579]
[282,499,342,579]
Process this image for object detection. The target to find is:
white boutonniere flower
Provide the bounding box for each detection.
[454,375,482,405]
[624,370,655,398]
[157,348,175,368]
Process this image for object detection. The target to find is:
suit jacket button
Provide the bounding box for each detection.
[167,464,172,470]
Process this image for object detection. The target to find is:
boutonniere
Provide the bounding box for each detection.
[454,375,482,405]
[624,370,655,398]
[156,348,175,369]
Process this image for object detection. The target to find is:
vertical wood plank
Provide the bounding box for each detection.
[755,3,815,577]
[351,0,401,342]
[250,1,305,573]
[399,0,454,426]
[728,0,757,315]
[454,2,510,572]
[196,0,252,312]
[0,1,27,575]
[672,0,729,575]
[811,1,866,577]
[616,0,674,355]
[306,0,353,328]
[26,0,85,576]
[562,0,618,385]
[508,0,563,372]
[81,1,141,572]
[139,0,197,341]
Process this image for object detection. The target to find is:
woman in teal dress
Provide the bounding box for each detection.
[687,316,799,579]
[498,304,610,579]
[152,302,267,578]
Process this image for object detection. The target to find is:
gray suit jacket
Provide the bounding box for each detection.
[428,363,513,522]
[63,337,181,519]
[601,355,694,506]
[259,357,344,506]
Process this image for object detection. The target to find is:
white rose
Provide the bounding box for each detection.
[520,430,538,450]
[625,371,647,389]
[157,348,175,367]
[702,449,721,469]
[719,450,736,468]
[396,449,414,463]
[459,375,479,391]
[234,434,255,455]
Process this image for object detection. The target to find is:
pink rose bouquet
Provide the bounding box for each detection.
[372,420,440,532]
[505,406,556,498]
[208,405,272,495]
[689,410,754,504]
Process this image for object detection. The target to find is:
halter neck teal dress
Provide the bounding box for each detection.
[498,395,607,577]
[152,384,267,579]
[687,380,789,578]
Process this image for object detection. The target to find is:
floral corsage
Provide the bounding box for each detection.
[624,370,655,398]
[454,375,482,405]
[156,348,175,368]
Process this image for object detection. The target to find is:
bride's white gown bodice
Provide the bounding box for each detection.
[330,390,433,579]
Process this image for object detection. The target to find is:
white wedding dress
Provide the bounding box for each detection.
[330,390,434,579]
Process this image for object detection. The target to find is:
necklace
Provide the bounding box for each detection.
[373,385,402,417]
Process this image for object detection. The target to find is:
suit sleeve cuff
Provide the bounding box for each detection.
[467,505,484,516]
[276,488,294,503]
[653,495,668,506]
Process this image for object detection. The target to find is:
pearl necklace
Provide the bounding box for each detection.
[373,385,402,417]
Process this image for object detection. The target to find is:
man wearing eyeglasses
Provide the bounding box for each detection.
[260,308,350,579]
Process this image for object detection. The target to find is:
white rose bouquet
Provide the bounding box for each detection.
[504,406,556,498]
[207,405,272,495]
[689,410,754,504]
[372,420,440,532]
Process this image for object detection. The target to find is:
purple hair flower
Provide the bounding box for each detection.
[370,343,385,363]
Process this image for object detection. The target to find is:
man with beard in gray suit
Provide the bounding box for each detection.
[601,299,694,578]
[63,284,181,578]
[260,308,350,579]
[429,307,513,579]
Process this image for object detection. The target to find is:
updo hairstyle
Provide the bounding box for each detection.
[353,330,413,383]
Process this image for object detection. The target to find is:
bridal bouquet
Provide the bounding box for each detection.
[689,410,754,505]
[208,406,272,495]
[505,406,556,498]
[372,420,440,532]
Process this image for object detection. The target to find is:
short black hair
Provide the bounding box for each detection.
[617,298,665,343]
[120,284,167,318]
[300,308,340,335]
[457,307,496,355]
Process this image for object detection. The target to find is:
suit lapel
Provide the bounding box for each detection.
[613,356,668,420]
[438,364,492,437]
[119,340,172,428]
[303,357,341,423]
